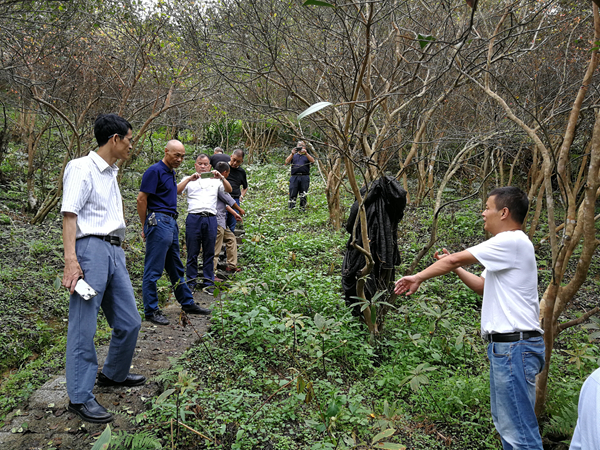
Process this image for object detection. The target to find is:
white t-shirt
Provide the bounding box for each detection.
[570,368,600,450]
[468,230,542,337]
[182,176,224,215]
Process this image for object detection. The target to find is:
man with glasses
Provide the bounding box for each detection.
[61,114,145,423]
[137,140,211,326]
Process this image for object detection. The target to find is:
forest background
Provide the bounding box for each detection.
[0,0,600,448]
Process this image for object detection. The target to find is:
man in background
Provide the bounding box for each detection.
[61,114,145,423]
[285,140,315,210]
[210,147,230,168]
[213,161,244,277]
[224,149,248,273]
[137,140,211,326]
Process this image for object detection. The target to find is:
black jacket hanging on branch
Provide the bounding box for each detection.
[342,176,407,317]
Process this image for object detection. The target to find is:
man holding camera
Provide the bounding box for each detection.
[285,140,315,210]
[181,153,232,295]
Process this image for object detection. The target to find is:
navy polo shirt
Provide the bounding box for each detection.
[139,160,178,215]
[291,153,311,176]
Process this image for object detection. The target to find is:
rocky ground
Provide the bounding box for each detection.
[0,291,214,450]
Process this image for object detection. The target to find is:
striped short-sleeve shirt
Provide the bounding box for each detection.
[61,151,126,239]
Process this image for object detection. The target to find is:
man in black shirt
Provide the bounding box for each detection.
[226,149,248,234]
[210,147,230,168]
[285,141,315,210]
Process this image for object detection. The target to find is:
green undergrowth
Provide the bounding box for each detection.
[140,165,506,449]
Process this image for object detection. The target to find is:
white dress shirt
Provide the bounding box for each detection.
[61,151,126,239]
[182,176,224,215]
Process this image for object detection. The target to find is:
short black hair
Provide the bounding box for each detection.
[489,186,529,224]
[195,153,210,162]
[215,161,230,173]
[94,114,132,147]
[232,148,245,158]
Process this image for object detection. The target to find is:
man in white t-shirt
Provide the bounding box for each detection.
[395,186,545,450]
[179,154,232,295]
[570,367,600,450]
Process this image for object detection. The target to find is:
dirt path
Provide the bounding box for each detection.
[0,291,214,450]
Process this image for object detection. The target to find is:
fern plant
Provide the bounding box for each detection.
[543,401,578,438]
[109,430,163,450]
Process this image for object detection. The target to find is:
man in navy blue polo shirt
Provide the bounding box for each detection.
[285,140,315,210]
[137,140,211,325]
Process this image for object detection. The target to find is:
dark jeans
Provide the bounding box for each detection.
[142,213,194,316]
[289,175,310,209]
[185,214,217,289]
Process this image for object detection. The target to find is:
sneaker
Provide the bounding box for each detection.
[214,276,224,282]
[145,310,170,325]
[182,303,212,314]
[202,285,215,296]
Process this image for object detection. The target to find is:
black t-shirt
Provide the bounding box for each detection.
[228,166,248,198]
[210,153,231,168]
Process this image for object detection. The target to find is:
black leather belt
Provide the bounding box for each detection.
[192,212,215,217]
[152,211,178,219]
[82,235,122,246]
[485,331,541,343]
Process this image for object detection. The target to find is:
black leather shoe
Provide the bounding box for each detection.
[97,372,146,387]
[145,309,170,325]
[68,399,113,424]
[182,303,211,315]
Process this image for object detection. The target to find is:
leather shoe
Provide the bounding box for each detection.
[182,303,211,315]
[97,372,146,387]
[225,266,242,273]
[145,309,170,325]
[68,399,113,423]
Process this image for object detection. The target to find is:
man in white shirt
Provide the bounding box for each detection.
[179,154,232,295]
[570,367,600,450]
[395,186,545,450]
[61,114,145,423]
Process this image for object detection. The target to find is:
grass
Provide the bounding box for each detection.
[0,148,598,448]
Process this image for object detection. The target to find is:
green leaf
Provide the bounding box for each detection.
[372,428,396,443]
[53,276,62,290]
[314,313,326,330]
[155,388,176,404]
[417,34,436,49]
[303,0,335,6]
[91,424,111,450]
[325,401,340,417]
[298,102,333,120]
[375,443,407,450]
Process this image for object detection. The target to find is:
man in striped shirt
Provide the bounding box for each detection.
[61,114,145,424]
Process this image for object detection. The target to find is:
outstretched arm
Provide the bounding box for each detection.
[434,248,484,295]
[394,249,479,296]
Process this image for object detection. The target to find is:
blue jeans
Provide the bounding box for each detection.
[142,213,194,316]
[289,175,310,209]
[66,236,141,404]
[487,336,545,450]
[185,214,217,290]
[226,197,241,233]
